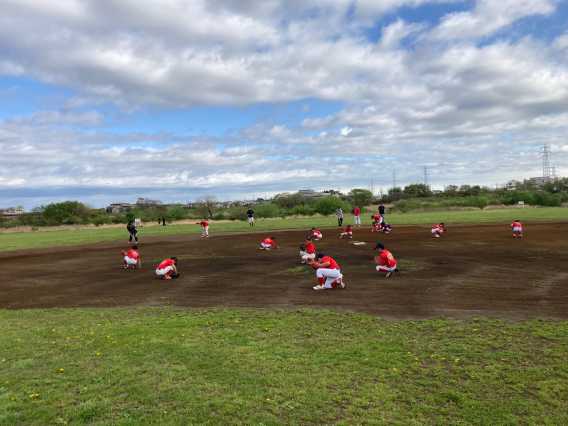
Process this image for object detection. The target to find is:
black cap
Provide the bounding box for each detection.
[440,222,445,226]
[316,253,325,258]
[171,257,178,262]
[132,245,138,250]
[271,236,275,240]
[374,243,384,250]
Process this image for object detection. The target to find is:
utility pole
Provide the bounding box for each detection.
[541,143,552,182]
[552,165,557,181]
[423,166,428,186]
[370,179,374,195]
[391,170,397,189]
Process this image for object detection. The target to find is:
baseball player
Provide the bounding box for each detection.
[247,206,255,226]
[127,222,138,244]
[374,243,399,278]
[380,223,392,233]
[260,237,279,250]
[198,219,209,238]
[511,220,523,238]
[432,223,446,238]
[340,224,353,239]
[300,236,316,263]
[155,257,179,279]
[370,215,383,231]
[336,207,344,227]
[311,227,323,240]
[121,245,141,269]
[311,253,345,290]
[354,205,361,227]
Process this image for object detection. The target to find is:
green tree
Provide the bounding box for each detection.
[442,185,459,197]
[195,194,218,220]
[314,196,351,215]
[346,188,374,207]
[403,183,433,198]
[41,201,93,225]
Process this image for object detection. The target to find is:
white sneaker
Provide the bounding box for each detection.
[339,279,345,289]
[435,235,440,238]
[313,285,325,290]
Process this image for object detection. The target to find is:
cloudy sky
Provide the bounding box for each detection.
[1,0,567,208]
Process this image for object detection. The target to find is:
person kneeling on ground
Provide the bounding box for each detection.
[511,220,522,238]
[300,236,316,264]
[311,227,323,240]
[121,245,141,269]
[374,243,399,278]
[156,257,180,279]
[260,237,279,250]
[340,224,353,239]
[380,223,392,233]
[432,223,446,238]
[311,253,345,290]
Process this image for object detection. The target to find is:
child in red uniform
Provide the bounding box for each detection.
[432,223,446,237]
[156,257,178,279]
[511,220,522,238]
[300,236,316,263]
[260,237,279,250]
[370,215,383,231]
[122,245,141,269]
[311,227,323,240]
[199,219,209,238]
[354,205,361,227]
[312,253,345,290]
[374,243,399,278]
[340,224,353,239]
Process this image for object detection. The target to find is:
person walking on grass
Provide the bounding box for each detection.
[158,218,161,225]
[162,217,166,226]
[247,206,255,226]
[354,205,361,227]
[336,206,343,227]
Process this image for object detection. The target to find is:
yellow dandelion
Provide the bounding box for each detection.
[415,358,419,361]
[407,352,410,355]
[378,330,382,333]
[2,359,5,362]
[503,331,506,334]
[52,329,55,332]
[266,398,270,401]
[60,368,64,372]
[393,368,397,371]
[235,320,239,323]
[501,358,505,361]
[473,328,477,331]
[442,358,445,360]
[265,328,268,331]
[96,353,100,356]
[5,381,8,384]
[163,411,167,414]
[107,335,110,338]
[455,359,459,363]
[17,339,20,342]
[181,334,185,337]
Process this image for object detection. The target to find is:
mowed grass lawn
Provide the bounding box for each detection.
[1,207,567,253]
[1,308,567,425]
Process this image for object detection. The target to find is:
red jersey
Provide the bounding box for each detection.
[158,259,175,269]
[305,242,315,254]
[127,249,139,260]
[354,207,360,216]
[373,215,382,221]
[321,256,339,269]
[200,220,209,227]
[262,238,278,248]
[432,224,443,230]
[343,227,352,233]
[511,222,521,227]
[313,230,322,238]
[378,250,397,268]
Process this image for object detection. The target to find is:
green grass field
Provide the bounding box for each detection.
[1,308,567,425]
[1,207,567,253]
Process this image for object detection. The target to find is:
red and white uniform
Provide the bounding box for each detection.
[372,222,381,231]
[511,221,522,236]
[432,224,444,236]
[354,207,361,225]
[200,220,209,237]
[156,259,175,278]
[376,250,397,273]
[260,238,278,249]
[316,256,343,289]
[124,249,139,266]
[340,227,353,238]
[312,230,322,240]
[300,242,316,262]
[372,215,383,224]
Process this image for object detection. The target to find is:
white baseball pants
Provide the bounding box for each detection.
[341,231,352,237]
[300,251,316,262]
[124,256,137,265]
[202,226,209,236]
[316,268,343,288]
[156,266,173,276]
[513,226,522,232]
[261,243,272,249]
[376,265,397,272]
[248,217,254,223]
[354,216,360,225]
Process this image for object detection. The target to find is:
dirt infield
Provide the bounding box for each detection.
[1,223,568,319]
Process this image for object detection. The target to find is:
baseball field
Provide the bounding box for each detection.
[1,215,568,424]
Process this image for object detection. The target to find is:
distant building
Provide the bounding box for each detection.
[1,205,25,218]
[432,190,442,194]
[298,189,325,198]
[506,180,521,190]
[106,203,136,213]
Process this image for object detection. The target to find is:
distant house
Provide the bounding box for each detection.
[1,205,25,218]
[298,189,325,198]
[432,190,442,194]
[106,203,136,213]
[506,180,521,190]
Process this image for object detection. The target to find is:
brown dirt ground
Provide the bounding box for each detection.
[1,223,568,320]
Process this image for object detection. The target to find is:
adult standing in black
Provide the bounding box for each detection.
[379,203,386,222]
[247,206,255,226]
[127,222,138,244]
[162,216,166,226]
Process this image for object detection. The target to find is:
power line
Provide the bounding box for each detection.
[391,170,397,188]
[540,143,552,182]
[423,166,428,186]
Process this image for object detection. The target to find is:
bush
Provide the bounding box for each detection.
[314,196,351,216]
[254,204,281,218]
[90,210,112,226]
[213,213,226,221]
[464,196,489,209]
[228,206,248,221]
[292,205,315,216]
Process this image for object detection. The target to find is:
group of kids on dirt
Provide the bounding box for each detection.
[121,206,524,290]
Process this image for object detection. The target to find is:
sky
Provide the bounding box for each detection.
[1,0,567,209]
